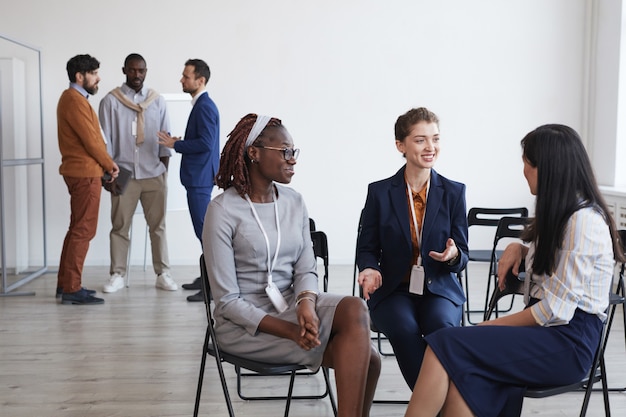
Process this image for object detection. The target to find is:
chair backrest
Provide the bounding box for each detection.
[352,209,365,296]
[468,207,528,227]
[489,216,529,260]
[485,216,529,308]
[467,207,528,250]
[484,266,525,320]
[618,229,626,266]
[199,255,213,314]
[199,254,223,353]
[309,217,316,232]
[311,230,330,292]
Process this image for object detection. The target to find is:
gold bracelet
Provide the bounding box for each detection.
[297,290,318,299]
[295,296,316,306]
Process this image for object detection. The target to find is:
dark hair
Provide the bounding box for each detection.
[520,124,625,274]
[394,107,439,141]
[66,54,100,82]
[124,53,145,67]
[185,59,211,84]
[215,113,283,197]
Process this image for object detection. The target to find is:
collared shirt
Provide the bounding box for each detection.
[526,206,614,325]
[407,185,428,265]
[70,82,89,98]
[191,89,207,107]
[403,183,428,283]
[99,83,171,179]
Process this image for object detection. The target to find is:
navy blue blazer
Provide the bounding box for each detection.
[174,92,220,188]
[357,166,468,311]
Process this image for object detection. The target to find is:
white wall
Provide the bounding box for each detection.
[0,0,590,267]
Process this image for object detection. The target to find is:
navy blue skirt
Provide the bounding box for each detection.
[424,308,602,417]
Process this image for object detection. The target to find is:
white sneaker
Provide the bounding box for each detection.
[156,272,178,291]
[103,273,125,293]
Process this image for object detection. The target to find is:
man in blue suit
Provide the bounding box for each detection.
[158,59,219,301]
[357,107,468,388]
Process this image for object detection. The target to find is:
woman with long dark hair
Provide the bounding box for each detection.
[404,124,625,417]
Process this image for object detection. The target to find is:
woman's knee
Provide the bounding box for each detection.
[335,296,370,330]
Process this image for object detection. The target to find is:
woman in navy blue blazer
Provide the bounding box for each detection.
[357,107,468,388]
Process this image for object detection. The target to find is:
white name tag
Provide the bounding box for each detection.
[265,281,288,313]
[131,119,137,136]
[409,265,425,295]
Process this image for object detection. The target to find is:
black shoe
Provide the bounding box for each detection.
[187,290,204,302]
[56,287,97,298]
[61,288,105,305]
[182,277,201,290]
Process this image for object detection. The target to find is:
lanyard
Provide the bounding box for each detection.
[245,190,281,286]
[407,179,429,266]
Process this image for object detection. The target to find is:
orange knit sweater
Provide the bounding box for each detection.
[57,88,114,177]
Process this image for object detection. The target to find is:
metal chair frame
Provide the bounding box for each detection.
[482,216,530,320]
[464,207,528,324]
[193,255,337,417]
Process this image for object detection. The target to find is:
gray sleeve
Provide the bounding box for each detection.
[203,196,268,335]
[290,192,319,296]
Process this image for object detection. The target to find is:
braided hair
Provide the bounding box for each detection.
[215,113,283,197]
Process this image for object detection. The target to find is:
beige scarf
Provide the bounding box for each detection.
[110,87,160,145]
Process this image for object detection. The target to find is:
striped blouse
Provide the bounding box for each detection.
[526,206,615,326]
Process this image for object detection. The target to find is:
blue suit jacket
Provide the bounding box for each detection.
[174,92,220,188]
[357,166,468,311]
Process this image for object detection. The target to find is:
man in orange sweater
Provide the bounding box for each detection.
[57,54,119,305]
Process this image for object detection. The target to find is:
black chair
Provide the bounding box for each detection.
[193,255,337,417]
[484,265,624,417]
[617,230,626,346]
[481,215,529,320]
[311,230,330,292]
[464,207,528,324]
[351,210,394,357]
[606,229,626,393]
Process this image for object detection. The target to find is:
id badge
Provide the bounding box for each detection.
[409,265,425,295]
[265,281,288,313]
[131,119,137,136]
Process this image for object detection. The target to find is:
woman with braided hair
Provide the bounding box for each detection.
[202,113,380,416]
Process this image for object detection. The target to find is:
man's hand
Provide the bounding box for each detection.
[157,131,181,149]
[109,162,120,179]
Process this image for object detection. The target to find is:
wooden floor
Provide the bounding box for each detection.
[0,263,625,417]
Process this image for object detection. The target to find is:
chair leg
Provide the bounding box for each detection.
[322,367,338,417]
[126,219,133,287]
[281,370,297,417]
[193,329,209,417]
[463,267,485,325]
[601,357,611,417]
[459,268,489,326]
[375,332,395,357]
[216,355,236,417]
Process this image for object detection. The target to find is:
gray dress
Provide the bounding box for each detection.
[202,185,344,370]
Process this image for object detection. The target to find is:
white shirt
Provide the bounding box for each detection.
[526,206,614,326]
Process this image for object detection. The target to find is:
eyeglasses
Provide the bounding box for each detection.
[254,146,300,161]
